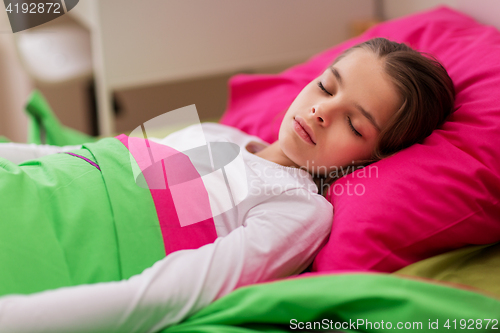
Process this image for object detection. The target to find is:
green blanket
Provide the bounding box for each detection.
[164,273,500,333]
[25,90,97,146]
[0,138,165,296]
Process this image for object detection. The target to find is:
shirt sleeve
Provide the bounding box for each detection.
[0,143,82,164]
[0,189,333,333]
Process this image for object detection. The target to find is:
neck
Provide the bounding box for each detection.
[253,141,300,168]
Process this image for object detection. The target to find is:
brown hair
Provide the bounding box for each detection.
[318,38,455,194]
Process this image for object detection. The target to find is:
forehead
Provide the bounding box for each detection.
[332,49,401,128]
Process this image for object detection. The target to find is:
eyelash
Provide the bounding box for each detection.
[347,116,362,137]
[317,82,332,96]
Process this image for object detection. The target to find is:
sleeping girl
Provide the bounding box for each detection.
[0,38,454,332]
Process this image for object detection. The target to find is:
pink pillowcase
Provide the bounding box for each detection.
[220,6,500,272]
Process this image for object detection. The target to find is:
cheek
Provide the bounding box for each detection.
[288,84,317,109]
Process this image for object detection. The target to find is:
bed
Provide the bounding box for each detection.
[5,4,500,333]
[162,5,500,332]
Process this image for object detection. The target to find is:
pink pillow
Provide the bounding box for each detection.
[220,6,500,272]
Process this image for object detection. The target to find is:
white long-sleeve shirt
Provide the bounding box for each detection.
[0,123,333,333]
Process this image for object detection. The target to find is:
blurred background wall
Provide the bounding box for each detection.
[0,0,497,142]
[0,9,32,142]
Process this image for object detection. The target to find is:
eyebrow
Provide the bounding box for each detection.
[330,66,382,132]
[354,103,381,132]
[330,67,343,87]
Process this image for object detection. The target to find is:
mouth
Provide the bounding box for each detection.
[293,116,316,145]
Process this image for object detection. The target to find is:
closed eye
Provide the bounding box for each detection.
[317,82,332,96]
[347,116,362,137]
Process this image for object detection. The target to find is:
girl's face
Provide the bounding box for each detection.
[278,48,401,175]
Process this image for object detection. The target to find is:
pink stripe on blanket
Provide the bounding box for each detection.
[115,134,217,255]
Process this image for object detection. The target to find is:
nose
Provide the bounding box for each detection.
[311,104,329,126]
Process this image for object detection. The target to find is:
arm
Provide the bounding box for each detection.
[0,189,332,333]
[0,143,82,164]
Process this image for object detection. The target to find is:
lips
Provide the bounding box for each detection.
[293,116,316,145]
